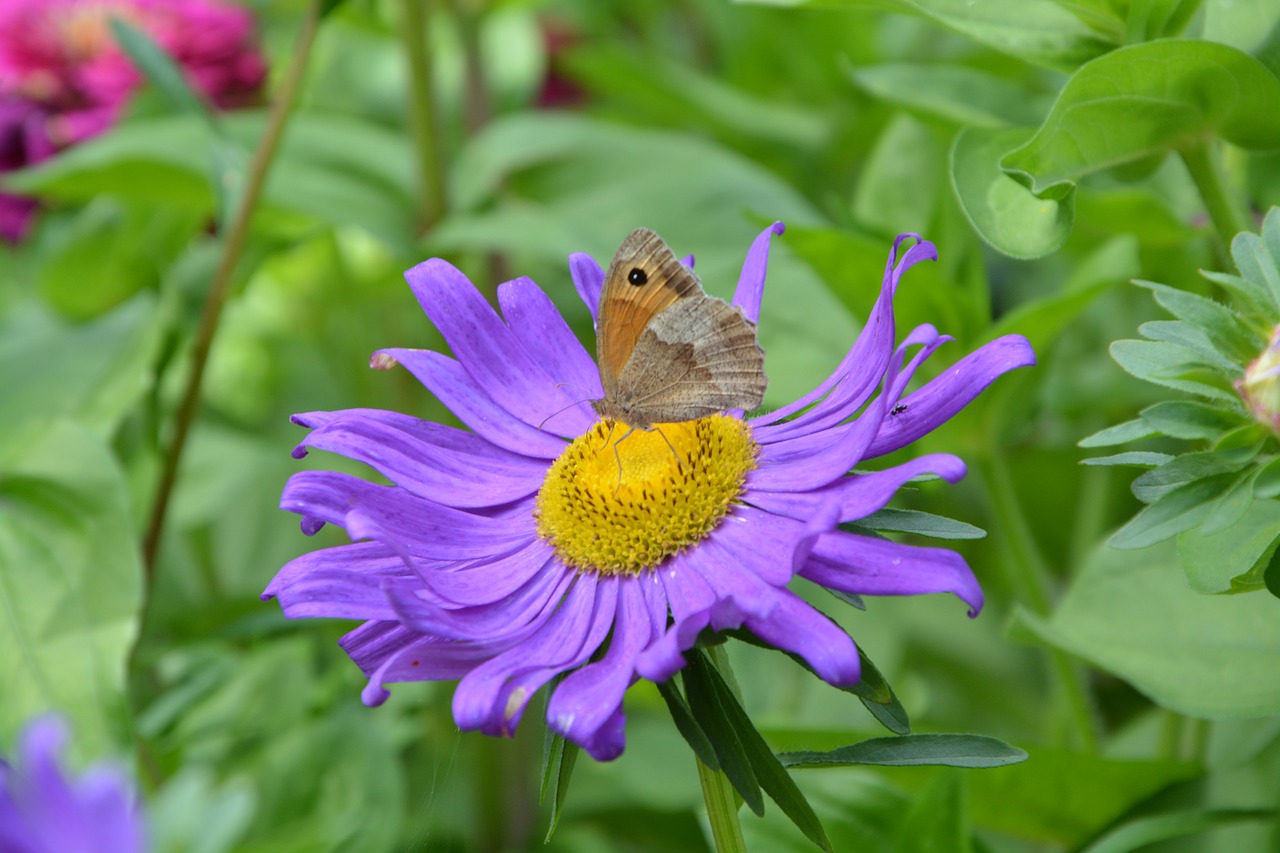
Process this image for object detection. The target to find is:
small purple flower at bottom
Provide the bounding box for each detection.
[264,224,1035,761]
[0,716,145,853]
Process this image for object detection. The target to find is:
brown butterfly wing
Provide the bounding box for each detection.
[596,228,701,396]
[609,296,766,426]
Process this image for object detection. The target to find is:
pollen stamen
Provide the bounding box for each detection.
[534,415,758,575]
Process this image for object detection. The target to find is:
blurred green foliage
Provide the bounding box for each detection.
[2,0,1280,850]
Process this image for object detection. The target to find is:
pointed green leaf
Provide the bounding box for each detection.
[853,508,986,540]
[1080,452,1173,467]
[1110,339,1237,402]
[780,734,1027,769]
[1197,468,1260,534]
[1131,452,1246,502]
[1232,219,1280,311]
[1140,400,1244,441]
[1078,418,1155,448]
[109,18,212,121]
[694,651,832,851]
[1177,498,1280,593]
[1135,280,1262,362]
[950,126,1073,259]
[1004,41,1280,199]
[1200,270,1275,317]
[1110,473,1236,548]
[1137,321,1239,373]
[683,654,764,816]
[657,680,720,771]
[540,730,579,842]
[1254,456,1280,498]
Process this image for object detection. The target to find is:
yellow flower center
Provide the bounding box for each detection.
[534,415,758,576]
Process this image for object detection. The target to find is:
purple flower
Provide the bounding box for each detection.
[264,224,1035,761]
[0,716,145,853]
[0,0,266,242]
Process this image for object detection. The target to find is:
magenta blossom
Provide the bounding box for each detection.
[0,716,146,853]
[0,0,266,241]
[264,224,1035,761]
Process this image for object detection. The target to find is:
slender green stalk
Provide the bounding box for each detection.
[1180,139,1252,263]
[981,452,1100,753]
[697,755,748,853]
[141,1,322,573]
[399,0,447,230]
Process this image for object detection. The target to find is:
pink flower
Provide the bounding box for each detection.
[0,0,266,241]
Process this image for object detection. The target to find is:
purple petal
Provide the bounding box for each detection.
[635,561,716,682]
[452,574,608,735]
[547,581,654,760]
[751,235,935,431]
[709,505,809,585]
[745,591,860,686]
[569,252,604,320]
[403,259,588,435]
[264,541,408,620]
[687,539,782,628]
[731,221,786,324]
[291,408,547,508]
[419,539,559,606]
[376,347,569,458]
[864,334,1035,459]
[745,453,966,522]
[497,276,603,423]
[750,393,888,492]
[341,622,498,703]
[280,470,533,562]
[801,531,983,616]
[386,557,573,640]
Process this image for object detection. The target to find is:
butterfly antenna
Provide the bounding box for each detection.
[537,397,594,431]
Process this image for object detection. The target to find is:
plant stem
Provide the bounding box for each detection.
[141,1,322,574]
[1180,138,1252,263]
[982,451,1100,753]
[697,755,748,853]
[399,0,447,231]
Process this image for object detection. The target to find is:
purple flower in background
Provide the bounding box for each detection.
[0,716,145,853]
[264,224,1035,761]
[0,0,266,242]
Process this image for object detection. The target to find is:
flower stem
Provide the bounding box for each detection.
[697,644,748,852]
[398,0,447,231]
[697,755,748,853]
[981,451,1100,753]
[1179,138,1251,263]
[141,1,322,574]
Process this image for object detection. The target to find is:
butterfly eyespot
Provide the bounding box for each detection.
[627,268,648,286]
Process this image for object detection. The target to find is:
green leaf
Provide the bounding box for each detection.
[853,508,986,540]
[892,771,971,853]
[1177,497,1280,592]
[1138,320,1239,372]
[110,18,212,121]
[540,728,580,842]
[1003,40,1280,200]
[692,651,833,851]
[1110,339,1237,402]
[1081,808,1276,853]
[1254,456,1280,498]
[0,420,142,758]
[1111,473,1236,548]
[1131,452,1246,502]
[1016,536,1280,716]
[1081,451,1174,467]
[848,63,1049,128]
[1135,280,1262,363]
[853,113,942,239]
[780,734,1027,769]
[683,654,765,817]
[950,126,1073,259]
[1078,418,1157,447]
[0,297,159,454]
[1140,400,1244,441]
[657,680,721,771]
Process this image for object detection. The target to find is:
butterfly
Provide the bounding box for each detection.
[591,228,767,429]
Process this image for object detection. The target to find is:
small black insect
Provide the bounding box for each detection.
[627,268,648,286]
[891,403,908,416]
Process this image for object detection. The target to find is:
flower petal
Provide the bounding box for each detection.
[709,505,809,585]
[865,334,1035,459]
[750,393,887,492]
[377,347,569,458]
[497,276,602,427]
[292,408,546,508]
[419,539,559,607]
[801,531,983,616]
[547,581,654,760]
[569,252,604,320]
[264,541,408,620]
[745,591,860,686]
[731,221,786,324]
[341,622,497,705]
[404,259,586,435]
